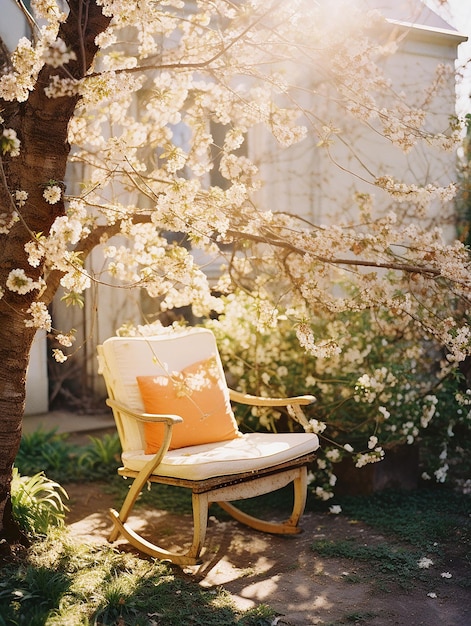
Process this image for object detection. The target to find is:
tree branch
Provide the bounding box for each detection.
[86,0,286,78]
[225,228,444,278]
[13,0,40,43]
[41,214,152,305]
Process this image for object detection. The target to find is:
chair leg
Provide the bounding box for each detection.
[108,486,210,566]
[109,474,147,543]
[108,509,202,565]
[286,465,308,527]
[186,492,209,561]
[217,466,308,535]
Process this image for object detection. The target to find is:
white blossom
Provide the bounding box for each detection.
[15,190,28,207]
[309,419,327,434]
[24,302,52,331]
[6,269,38,294]
[378,406,390,420]
[25,240,45,268]
[367,436,378,449]
[43,185,62,204]
[0,211,18,234]
[44,75,79,98]
[434,464,449,483]
[52,349,68,363]
[315,486,334,501]
[326,449,341,462]
[56,333,76,347]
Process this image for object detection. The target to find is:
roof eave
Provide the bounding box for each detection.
[387,18,468,45]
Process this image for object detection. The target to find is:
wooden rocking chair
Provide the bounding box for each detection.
[97,327,319,565]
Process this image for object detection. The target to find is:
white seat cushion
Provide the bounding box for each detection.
[122,432,319,481]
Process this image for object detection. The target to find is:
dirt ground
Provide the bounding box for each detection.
[65,482,470,626]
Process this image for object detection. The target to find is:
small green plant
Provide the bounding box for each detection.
[86,433,121,465]
[10,468,69,536]
[15,429,121,483]
[77,432,122,479]
[345,611,378,623]
[237,604,279,625]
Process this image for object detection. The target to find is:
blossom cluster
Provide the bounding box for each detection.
[0,29,73,101]
[24,302,52,332]
[6,269,42,295]
[42,38,76,68]
[23,200,93,301]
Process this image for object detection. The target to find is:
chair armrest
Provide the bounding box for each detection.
[229,389,316,407]
[105,399,181,499]
[106,399,184,425]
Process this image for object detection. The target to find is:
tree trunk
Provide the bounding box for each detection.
[0,0,110,548]
[0,316,35,550]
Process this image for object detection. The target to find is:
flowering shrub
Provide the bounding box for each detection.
[203,291,471,499]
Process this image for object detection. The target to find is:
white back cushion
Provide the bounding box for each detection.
[100,328,223,451]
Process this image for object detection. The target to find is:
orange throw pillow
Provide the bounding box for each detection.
[137,357,240,453]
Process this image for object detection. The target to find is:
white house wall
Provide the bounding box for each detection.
[253,20,465,232]
[24,330,48,415]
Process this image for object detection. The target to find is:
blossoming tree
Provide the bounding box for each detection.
[0,0,469,549]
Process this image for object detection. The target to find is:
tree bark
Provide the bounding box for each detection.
[0,0,110,547]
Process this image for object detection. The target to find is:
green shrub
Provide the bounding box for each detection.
[11,468,69,536]
[77,433,122,479]
[16,428,76,481]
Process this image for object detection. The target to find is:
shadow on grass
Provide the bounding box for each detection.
[0,532,276,626]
